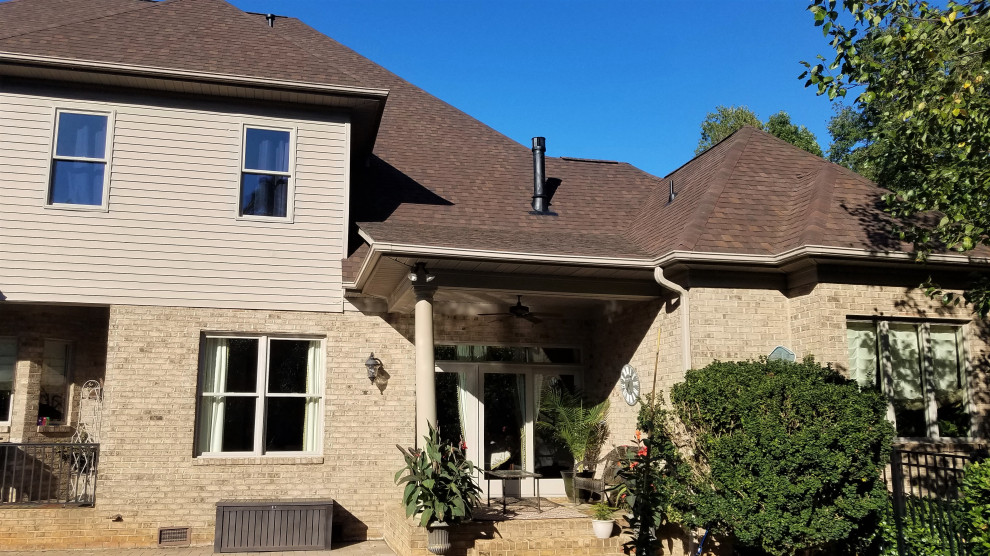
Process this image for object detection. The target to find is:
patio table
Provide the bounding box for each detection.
[482,469,542,513]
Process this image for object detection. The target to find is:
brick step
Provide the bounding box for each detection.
[466,533,627,556]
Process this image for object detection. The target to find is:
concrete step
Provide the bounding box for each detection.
[466,533,627,556]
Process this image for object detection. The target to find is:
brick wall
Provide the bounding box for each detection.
[0,305,594,549]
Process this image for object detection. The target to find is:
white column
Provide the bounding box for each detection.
[414,283,437,447]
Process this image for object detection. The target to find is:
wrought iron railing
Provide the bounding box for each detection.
[890,449,973,556]
[0,442,99,506]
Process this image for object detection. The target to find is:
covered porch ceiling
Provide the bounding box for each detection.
[348,255,662,318]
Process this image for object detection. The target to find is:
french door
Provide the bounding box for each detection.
[434,362,579,498]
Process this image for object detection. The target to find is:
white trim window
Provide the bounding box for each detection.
[48,110,112,208]
[197,336,323,456]
[0,338,15,425]
[39,340,71,424]
[238,126,294,219]
[847,320,971,439]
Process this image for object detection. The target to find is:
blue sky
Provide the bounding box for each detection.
[234,1,839,177]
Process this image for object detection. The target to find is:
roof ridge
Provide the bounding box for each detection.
[0,0,157,41]
[269,17,532,152]
[671,126,753,251]
[231,8,370,89]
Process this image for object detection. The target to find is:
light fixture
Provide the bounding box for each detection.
[408,262,435,283]
[365,353,382,382]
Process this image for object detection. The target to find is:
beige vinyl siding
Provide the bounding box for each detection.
[0,88,348,311]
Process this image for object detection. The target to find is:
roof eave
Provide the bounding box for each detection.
[0,51,390,156]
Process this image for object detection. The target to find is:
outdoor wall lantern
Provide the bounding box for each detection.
[365,353,383,382]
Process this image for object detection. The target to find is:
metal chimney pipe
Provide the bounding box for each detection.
[531,137,547,213]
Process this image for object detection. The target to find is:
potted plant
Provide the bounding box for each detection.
[536,386,609,502]
[591,501,617,539]
[395,424,482,555]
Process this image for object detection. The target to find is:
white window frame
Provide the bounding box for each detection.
[44,108,114,212]
[0,337,16,426]
[39,339,72,426]
[847,318,974,440]
[235,124,296,223]
[197,334,324,457]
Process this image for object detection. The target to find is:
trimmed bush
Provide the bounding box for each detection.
[960,459,990,555]
[669,358,895,556]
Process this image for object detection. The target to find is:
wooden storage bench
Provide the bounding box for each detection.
[215,499,333,553]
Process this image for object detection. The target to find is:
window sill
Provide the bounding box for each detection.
[44,203,108,213]
[193,456,324,466]
[0,425,10,434]
[37,425,74,434]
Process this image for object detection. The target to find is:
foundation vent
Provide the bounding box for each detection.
[158,527,191,547]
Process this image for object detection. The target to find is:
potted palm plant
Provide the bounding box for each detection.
[536,386,609,503]
[395,424,482,555]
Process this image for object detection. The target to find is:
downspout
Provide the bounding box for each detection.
[654,267,691,372]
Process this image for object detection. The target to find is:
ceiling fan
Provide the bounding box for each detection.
[477,295,556,324]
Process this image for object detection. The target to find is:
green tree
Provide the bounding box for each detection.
[825,104,875,178]
[696,105,824,156]
[765,111,825,156]
[696,105,763,153]
[802,0,990,317]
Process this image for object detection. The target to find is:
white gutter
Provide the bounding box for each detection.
[654,267,692,372]
[356,229,654,269]
[0,52,391,99]
[654,245,986,267]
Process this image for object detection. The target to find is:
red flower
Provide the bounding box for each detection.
[637,446,648,457]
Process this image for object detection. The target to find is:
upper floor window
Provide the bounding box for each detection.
[49,111,111,208]
[197,335,323,456]
[239,127,293,219]
[0,338,15,425]
[847,320,970,439]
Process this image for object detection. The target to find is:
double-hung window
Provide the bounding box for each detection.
[0,338,15,425]
[847,320,970,438]
[239,126,293,219]
[48,110,111,208]
[197,335,323,456]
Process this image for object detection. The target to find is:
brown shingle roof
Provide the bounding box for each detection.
[625,126,909,257]
[0,0,369,88]
[1,0,933,280]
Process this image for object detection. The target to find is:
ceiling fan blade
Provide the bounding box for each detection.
[529,312,562,318]
[476,312,507,316]
[522,314,543,324]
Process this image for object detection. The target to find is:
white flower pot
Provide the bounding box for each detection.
[592,519,614,539]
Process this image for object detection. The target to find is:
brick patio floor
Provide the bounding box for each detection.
[0,540,396,556]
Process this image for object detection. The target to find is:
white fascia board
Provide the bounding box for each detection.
[0,52,390,99]
[351,229,654,290]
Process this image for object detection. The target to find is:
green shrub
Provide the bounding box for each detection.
[669,358,895,556]
[960,459,990,555]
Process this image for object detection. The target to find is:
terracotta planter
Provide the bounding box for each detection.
[427,522,451,555]
[592,519,615,539]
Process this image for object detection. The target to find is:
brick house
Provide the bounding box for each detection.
[0,0,987,551]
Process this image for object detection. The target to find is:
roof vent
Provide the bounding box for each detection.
[667,179,677,204]
[265,13,276,27]
[530,137,555,215]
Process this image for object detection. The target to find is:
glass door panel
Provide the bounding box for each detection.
[534,373,577,497]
